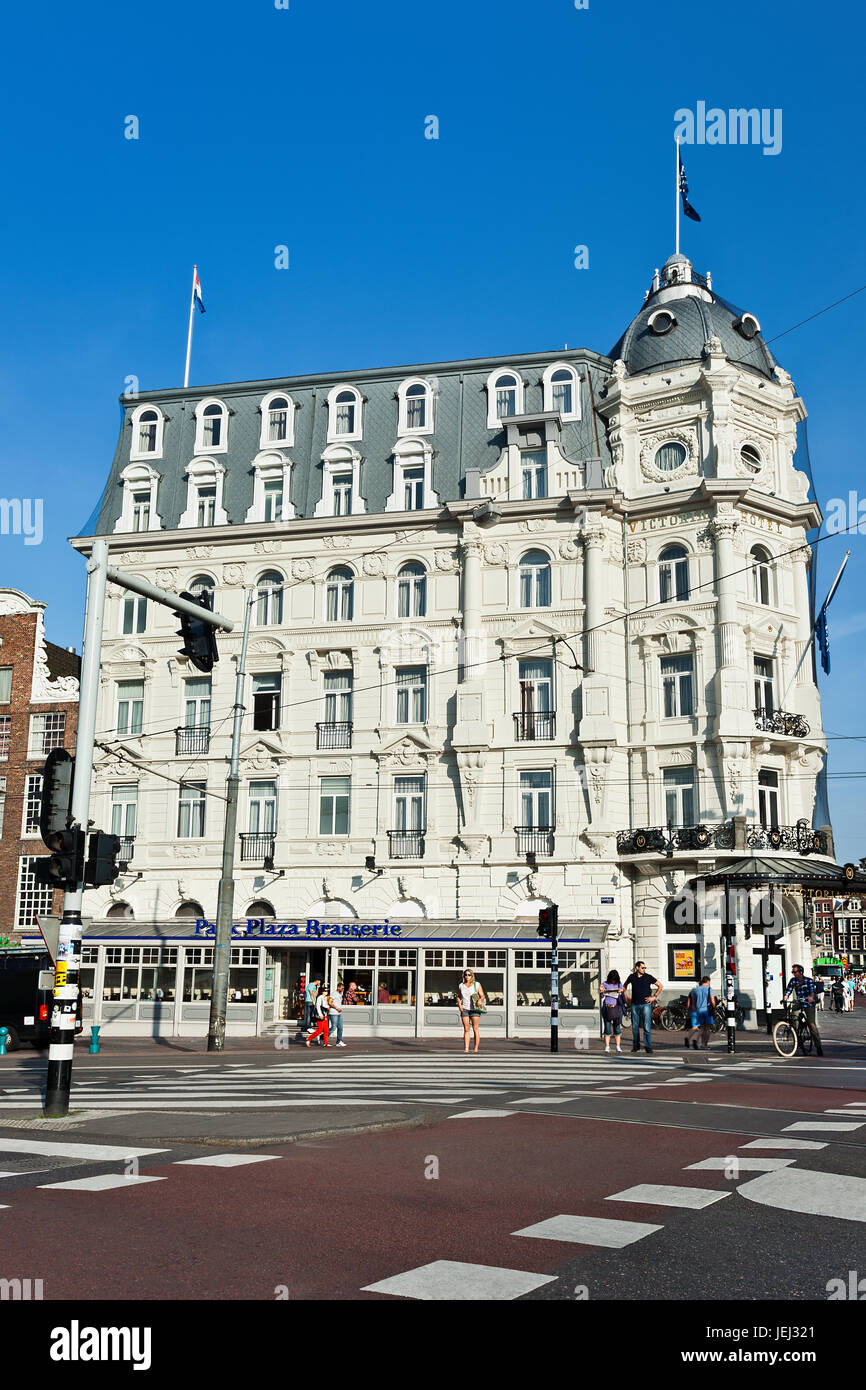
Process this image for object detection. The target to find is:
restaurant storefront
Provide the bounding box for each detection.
[25,915,609,1041]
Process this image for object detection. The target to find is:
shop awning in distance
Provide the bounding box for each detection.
[700,856,866,891]
[28,916,613,946]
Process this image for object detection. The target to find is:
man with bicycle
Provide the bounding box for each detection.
[782,964,824,1056]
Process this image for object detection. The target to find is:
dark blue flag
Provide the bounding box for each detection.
[678,148,701,222]
[815,605,830,674]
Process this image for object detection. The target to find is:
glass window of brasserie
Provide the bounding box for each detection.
[229,946,259,1003]
[337,948,417,1005]
[140,946,178,1001]
[183,947,214,1001]
[514,949,598,1009]
[102,946,142,1001]
[422,949,506,1006]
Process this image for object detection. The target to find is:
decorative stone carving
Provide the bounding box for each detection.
[222,563,246,586]
[30,613,80,703]
[362,554,384,576]
[185,546,213,560]
[323,535,351,550]
[695,527,714,553]
[580,831,611,858]
[320,841,347,858]
[291,558,313,579]
[435,548,460,571]
[175,845,203,861]
[626,538,647,564]
[254,539,283,555]
[455,834,490,862]
[518,518,545,533]
[610,359,627,381]
[559,536,583,560]
[116,551,146,565]
[156,567,178,589]
[639,428,699,483]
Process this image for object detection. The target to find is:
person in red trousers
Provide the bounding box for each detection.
[305,984,331,1048]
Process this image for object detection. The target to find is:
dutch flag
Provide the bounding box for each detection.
[193,266,206,314]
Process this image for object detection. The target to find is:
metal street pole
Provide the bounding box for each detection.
[44,539,109,1117]
[207,588,255,1052]
[723,879,737,1054]
[550,910,559,1054]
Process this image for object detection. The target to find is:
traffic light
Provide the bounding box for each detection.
[537,904,559,939]
[176,590,218,673]
[39,748,74,849]
[84,832,123,888]
[34,828,86,891]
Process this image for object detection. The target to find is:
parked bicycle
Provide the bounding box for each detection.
[657,993,745,1032]
[772,1001,814,1057]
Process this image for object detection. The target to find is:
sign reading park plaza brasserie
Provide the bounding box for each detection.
[194,917,404,940]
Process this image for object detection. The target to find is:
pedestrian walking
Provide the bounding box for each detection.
[684,975,715,1050]
[831,979,845,1014]
[844,977,855,1012]
[600,970,625,1054]
[457,969,486,1052]
[302,976,319,1033]
[328,982,345,1047]
[623,961,662,1054]
[305,983,331,1048]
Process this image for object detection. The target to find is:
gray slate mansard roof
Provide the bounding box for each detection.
[85,348,614,537]
[609,282,778,380]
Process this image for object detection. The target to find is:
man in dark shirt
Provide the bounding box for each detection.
[624,961,662,1054]
[783,964,824,1056]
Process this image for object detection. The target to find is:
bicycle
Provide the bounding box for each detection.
[772,1001,815,1058]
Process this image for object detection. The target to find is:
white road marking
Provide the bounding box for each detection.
[737,1167,866,1221]
[782,1121,864,1132]
[685,1157,796,1172]
[0,1139,166,1159]
[740,1138,828,1151]
[361,1260,556,1300]
[513,1214,663,1247]
[448,1109,518,1119]
[174,1154,280,1167]
[507,1097,573,1105]
[606,1184,730,1209]
[38,1175,166,1192]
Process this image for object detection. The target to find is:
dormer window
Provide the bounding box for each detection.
[385,438,439,513]
[542,364,581,421]
[740,443,763,474]
[115,463,162,534]
[245,451,295,524]
[314,445,365,517]
[130,404,165,460]
[735,313,761,340]
[486,369,525,428]
[398,379,433,436]
[179,458,228,529]
[648,308,677,335]
[327,385,363,442]
[194,399,228,454]
[260,392,295,447]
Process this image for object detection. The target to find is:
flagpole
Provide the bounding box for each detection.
[780,548,850,703]
[675,136,680,255]
[183,265,197,389]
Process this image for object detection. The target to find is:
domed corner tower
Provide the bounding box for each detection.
[597,252,811,507]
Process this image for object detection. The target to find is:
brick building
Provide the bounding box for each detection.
[0,589,80,938]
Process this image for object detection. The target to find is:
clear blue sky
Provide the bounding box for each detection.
[1,0,864,855]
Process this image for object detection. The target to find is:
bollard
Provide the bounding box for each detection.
[89,1025,101,1055]
[0,1027,8,1056]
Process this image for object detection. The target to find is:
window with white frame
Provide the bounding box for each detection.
[315,445,364,517]
[403,466,424,510]
[518,659,553,716]
[16,855,54,928]
[323,671,353,724]
[386,438,438,513]
[245,453,294,524]
[333,473,353,515]
[194,400,228,453]
[22,774,42,836]
[395,666,427,724]
[751,546,772,605]
[111,783,138,838]
[189,574,215,604]
[394,775,425,830]
[319,776,350,836]
[252,673,281,731]
[28,712,66,757]
[758,768,780,829]
[487,369,523,427]
[0,776,5,838]
[543,363,581,421]
[663,767,696,827]
[658,545,690,603]
[178,782,206,838]
[398,380,433,435]
[519,550,551,608]
[325,567,354,622]
[130,405,165,460]
[660,654,694,718]
[115,682,143,738]
[259,392,295,447]
[0,716,9,759]
[255,571,283,626]
[263,479,282,521]
[197,485,216,526]
[115,464,161,534]
[179,459,227,529]
[122,594,147,635]
[754,656,775,717]
[0,667,12,703]
[132,492,151,531]
[520,770,553,828]
[521,449,548,500]
[327,385,362,441]
[248,780,277,835]
[182,946,214,1001]
[397,562,426,618]
[184,676,212,729]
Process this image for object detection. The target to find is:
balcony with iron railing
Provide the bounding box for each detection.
[316,721,353,750]
[513,711,556,742]
[746,822,827,855]
[239,832,276,864]
[617,819,827,857]
[754,708,811,738]
[117,836,135,866]
[176,725,211,756]
[387,829,425,859]
[515,826,555,858]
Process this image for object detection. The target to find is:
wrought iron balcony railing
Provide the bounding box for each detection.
[117,836,135,866]
[316,721,353,750]
[746,822,827,855]
[515,826,555,857]
[754,708,810,738]
[616,824,735,855]
[239,833,276,864]
[176,725,211,756]
[387,830,425,859]
[513,711,556,741]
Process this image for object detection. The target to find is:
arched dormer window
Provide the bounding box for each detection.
[114,462,162,534]
[245,451,295,524]
[189,574,216,604]
[751,546,773,606]
[519,550,551,608]
[397,562,427,618]
[327,385,363,442]
[255,571,284,627]
[398,379,433,436]
[325,567,354,623]
[259,392,296,448]
[658,545,690,603]
[385,438,439,513]
[486,369,524,428]
[130,404,165,460]
[194,399,228,453]
[179,457,228,529]
[314,444,365,518]
[542,363,581,421]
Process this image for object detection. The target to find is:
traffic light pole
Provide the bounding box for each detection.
[207,588,255,1052]
[550,923,559,1054]
[44,540,109,1117]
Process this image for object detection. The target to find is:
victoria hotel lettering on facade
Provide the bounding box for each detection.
[54,252,833,1038]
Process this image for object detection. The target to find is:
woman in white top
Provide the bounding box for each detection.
[457,969,486,1053]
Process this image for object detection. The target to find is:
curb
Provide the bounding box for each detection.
[145,1113,429,1148]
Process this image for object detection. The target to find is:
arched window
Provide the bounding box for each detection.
[314,444,364,518]
[491,372,519,424]
[542,363,580,421]
[256,571,284,626]
[398,379,433,435]
[105,902,134,919]
[175,901,205,919]
[397,562,427,618]
[325,567,354,622]
[130,405,164,459]
[751,546,772,605]
[260,392,295,447]
[246,899,275,918]
[519,550,551,608]
[189,574,215,603]
[665,895,700,935]
[327,385,362,441]
[658,545,690,603]
[114,463,162,534]
[179,458,228,528]
[194,399,228,453]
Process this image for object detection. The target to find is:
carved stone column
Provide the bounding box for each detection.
[710,509,739,670]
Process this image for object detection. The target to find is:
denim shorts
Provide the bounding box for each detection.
[603,1015,622,1036]
[690,1009,711,1028]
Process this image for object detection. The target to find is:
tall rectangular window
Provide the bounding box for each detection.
[0,776,5,838]
[323,671,352,724]
[122,596,147,635]
[394,776,425,831]
[403,467,424,511]
[197,485,216,527]
[111,783,138,838]
[518,659,553,714]
[395,667,427,724]
[758,769,780,829]
[660,655,694,719]
[184,677,212,728]
[116,681,144,738]
[0,715,9,759]
[131,492,151,532]
[252,673,281,731]
[28,712,67,757]
[754,656,775,716]
[521,449,548,500]
[16,855,54,928]
[178,783,206,838]
[0,668,12,703]
[520,770,552,828]
[332,474,353,516]
[663,767,696,827]
[22,774,43,837]
[249,780,277,835]
[319,776,350,836]
[263,479,283,522]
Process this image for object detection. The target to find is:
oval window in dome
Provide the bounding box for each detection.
[740,443,762,473]
[654,441,687,473]
[735,312,761,340]
[648,308,677,335]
